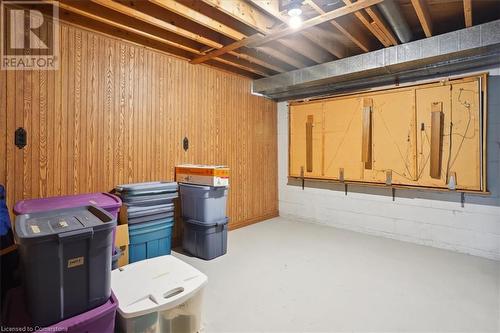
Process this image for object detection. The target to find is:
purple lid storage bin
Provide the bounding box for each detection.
[13,193,122,270]
[2,287,118,333]
[13,192,122,218]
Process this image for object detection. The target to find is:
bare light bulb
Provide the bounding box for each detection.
[288,8,302,17]
[288,15,302,29]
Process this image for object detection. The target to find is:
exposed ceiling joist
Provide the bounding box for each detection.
[300,28,346,59]
[245,0,341,58]
[57,1,271,77]
[255,46,309,68]
[90,0,285,73]
[201,0,333,63]
[200,0,277,34]
[149,0,301,69]
[248,0,383,47]
[279,36,334,63]
[191,0,383,65]
[363,5,398,45]
[58,2,199,55]
[304,0,372,52]
[149,0,316,68]
[341,0,395,47]
[149,0,245,40]
[464,0,473,28]
[411,0,433,37]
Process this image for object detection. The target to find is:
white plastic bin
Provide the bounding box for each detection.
[111,255,207,333]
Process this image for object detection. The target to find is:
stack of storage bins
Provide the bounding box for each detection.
[180,184,229,260]
[115,182,178,263]
[7,205,118,332]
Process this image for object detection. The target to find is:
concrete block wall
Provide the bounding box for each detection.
[277,69,500,261]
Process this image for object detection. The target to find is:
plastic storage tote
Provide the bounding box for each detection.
[14,206,116,327]
[13,192,122,246]
[128,211,174,225]
[116,181,178,195]
[183,217,228,260]
[179,183,228,222]
[13,192,122,218]
[3,287,118,333]
[128,218,174,263]
[111,255,208,333]
[126,203,174,218]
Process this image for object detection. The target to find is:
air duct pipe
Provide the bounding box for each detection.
[377,0,413,43]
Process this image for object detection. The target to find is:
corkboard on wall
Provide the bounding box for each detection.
[289,74,486,192]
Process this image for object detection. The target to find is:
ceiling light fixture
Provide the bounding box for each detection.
[287,7,302,17]
[288,15,303,29]
[287,2,302,29]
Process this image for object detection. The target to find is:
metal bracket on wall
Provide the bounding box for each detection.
[300,166,305,190]
[392,188,396,201]
[344,183,348,196]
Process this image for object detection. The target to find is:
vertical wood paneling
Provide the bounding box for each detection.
[1,22,278,231]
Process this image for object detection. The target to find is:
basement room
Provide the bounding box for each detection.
[0,0,499,332]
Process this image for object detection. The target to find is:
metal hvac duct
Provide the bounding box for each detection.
[252,20,500,100]
[377,0,412,43]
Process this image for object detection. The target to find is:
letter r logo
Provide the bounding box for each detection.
[9,9,48,49]
[1,1,59,70]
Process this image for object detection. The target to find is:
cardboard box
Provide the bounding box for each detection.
[114,224,129,268]
[118,205,129,225]
[175,164,229,187]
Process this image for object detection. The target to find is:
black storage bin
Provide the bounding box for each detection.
[14,206,116,327]
[182,217,228,260]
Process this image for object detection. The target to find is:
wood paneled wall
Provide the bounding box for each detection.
[0,22,278,238]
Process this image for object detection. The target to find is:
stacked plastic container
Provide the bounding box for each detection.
[115,182,178,263]
[180,184,229,260]
[6,193,122,332]
[3,287,118,333]
[111,255,208,333]
[9,205,117,331]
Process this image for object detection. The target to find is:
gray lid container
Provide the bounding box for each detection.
[15,205,116,327]
[182,217,228,260]
[116,182,178,196]
[179,184,228,223]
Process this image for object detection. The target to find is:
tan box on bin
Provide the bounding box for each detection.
[175,164,229,187]
[115,224,129,268]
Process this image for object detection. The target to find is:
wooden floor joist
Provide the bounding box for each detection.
[90,0,285,73]
[192,0,383,65]
[57,1,271,77]
[149,0,305,69]
[305,0,372,52]
[411,0,434,37]
[342,0,394,47]
[463,0,473,27]
[245,0,342,59]
[201,0,332,64]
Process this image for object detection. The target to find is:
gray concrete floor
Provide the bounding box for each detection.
[173,217,500,332]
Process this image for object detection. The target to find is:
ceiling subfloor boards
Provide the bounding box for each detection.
[28,0,500,77]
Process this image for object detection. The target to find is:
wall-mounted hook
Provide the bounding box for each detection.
[15,127,27,149]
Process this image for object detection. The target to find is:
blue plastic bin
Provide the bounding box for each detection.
[128,218,174,263]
